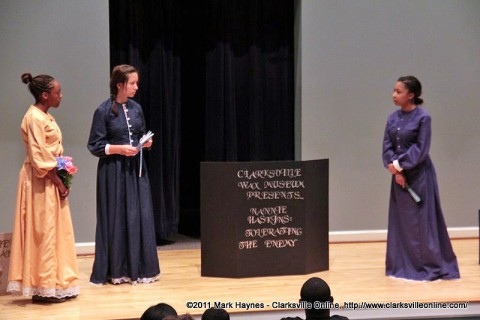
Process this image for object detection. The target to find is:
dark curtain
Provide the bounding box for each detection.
[204,0,294,161]
[109,0,294,239]
[109,1,181,241]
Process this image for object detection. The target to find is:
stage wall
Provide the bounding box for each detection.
[0,0,479,243]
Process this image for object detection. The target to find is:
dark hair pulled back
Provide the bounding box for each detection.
[21,73,55,103]
[110,64,138,116]
[397,75,423,105]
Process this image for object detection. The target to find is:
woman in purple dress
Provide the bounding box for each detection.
[382,76,460,281]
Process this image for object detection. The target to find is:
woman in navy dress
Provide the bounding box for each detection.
[87,64,160,284]
[382,76,460,281]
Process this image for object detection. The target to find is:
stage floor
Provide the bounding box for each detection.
[1,238,479,320]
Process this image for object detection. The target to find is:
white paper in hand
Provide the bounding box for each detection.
[137,130,154,150]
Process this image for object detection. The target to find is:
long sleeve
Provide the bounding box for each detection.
[382,118,397,168]
[23,109,60,178]
[396,115,431,170]
[87,102,109,158]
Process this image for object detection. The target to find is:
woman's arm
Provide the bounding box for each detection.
[382,118,398,173]
[395,115,431,171]
[108,144,139,156]
[46,168,69,199]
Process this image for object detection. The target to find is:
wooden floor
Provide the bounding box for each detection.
[1,239,479,320]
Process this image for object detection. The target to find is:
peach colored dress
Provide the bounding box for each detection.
[7,105,79,298]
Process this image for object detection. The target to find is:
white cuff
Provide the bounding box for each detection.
[105,144,111,155]
[393,160,403,172]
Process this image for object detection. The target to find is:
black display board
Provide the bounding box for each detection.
[200,159,329,278]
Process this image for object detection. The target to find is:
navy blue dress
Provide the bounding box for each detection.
[87,98,160,284]
[382,107,460,281]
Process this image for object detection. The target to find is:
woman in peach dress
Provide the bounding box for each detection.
[7,73,80,303]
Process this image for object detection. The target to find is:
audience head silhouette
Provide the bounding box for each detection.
[300,277,332,303]
[300,277,333,318]
[140,303,177,320]
[202,307,230,320]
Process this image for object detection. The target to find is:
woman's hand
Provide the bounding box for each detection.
[387,163,398,175]
[56,178,69,199]
[395,173,406,188]
[142,138,153,149]
[59,187,70,200]
[110,145,139,156]
[47,168,69,199]
[122,145,139,156]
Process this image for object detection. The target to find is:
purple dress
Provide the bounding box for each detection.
[382,107,460,281]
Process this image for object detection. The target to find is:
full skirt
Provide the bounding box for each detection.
[7,163,80,298]
[90,155,160,284]
[386,159,460,281]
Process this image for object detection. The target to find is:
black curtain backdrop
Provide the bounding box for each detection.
[109,1,181,241]
[204,0,294,161]
[109,0,294,239]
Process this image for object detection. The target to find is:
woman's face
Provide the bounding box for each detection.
[44,80,62,108]
[392,81,414,107]
[117,72,139,98]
